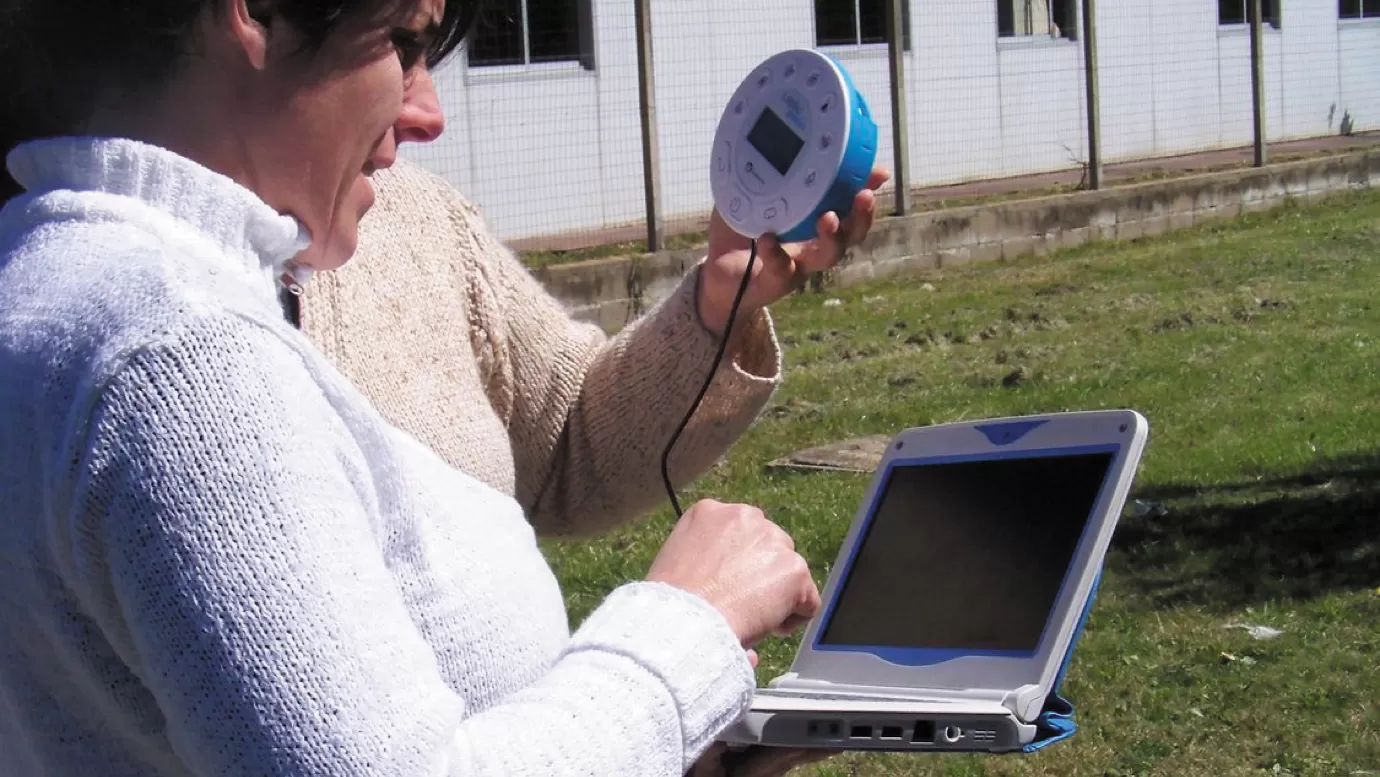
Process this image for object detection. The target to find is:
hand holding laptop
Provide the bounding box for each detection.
[647,499,822,653]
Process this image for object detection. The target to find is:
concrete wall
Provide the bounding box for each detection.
[406,0,1380,243]
[535,148,1380,334]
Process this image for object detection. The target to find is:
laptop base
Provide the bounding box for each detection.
[719,705,1034,752]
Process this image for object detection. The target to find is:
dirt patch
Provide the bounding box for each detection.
[764,435,892,473]
[1034,283,1081,297]
[764,397,826,421]
[1153,312,1204,332]
[1152,297,1292,332]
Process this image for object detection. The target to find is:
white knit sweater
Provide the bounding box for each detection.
[0,137,754,777]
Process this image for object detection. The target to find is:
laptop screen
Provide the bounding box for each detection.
[816,448,1116,654]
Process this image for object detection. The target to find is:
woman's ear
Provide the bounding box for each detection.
[225,0,273,69]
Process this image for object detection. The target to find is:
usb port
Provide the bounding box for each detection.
[850,725,872,739]
[912,720,936,743]
[880,726,903,739]
[807,720,843,739]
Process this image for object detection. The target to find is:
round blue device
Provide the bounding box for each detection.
[710,49,879,243]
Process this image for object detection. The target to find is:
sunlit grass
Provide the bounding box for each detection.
[544,189,1380,777]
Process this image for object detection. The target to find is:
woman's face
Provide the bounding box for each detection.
[234,0,446,270]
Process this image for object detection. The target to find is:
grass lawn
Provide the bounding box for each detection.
[543,188,1380,777]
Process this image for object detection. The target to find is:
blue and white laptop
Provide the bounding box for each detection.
[719,410,1149,753]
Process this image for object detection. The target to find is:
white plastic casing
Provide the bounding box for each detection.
[710,49,864,241]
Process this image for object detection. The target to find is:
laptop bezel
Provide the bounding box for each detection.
[777,410,1149,707]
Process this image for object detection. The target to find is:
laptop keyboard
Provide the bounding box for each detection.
[763,691,954,703]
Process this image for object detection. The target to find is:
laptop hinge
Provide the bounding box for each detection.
[767,675,1048,721]
[1007,684,1045,721]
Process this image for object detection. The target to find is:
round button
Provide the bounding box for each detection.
[725,186,754,221]
[759,198,788,224]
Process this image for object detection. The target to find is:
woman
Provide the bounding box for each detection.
[0,1,822,775]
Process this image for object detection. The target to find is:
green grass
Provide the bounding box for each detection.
[541,188,1380,776]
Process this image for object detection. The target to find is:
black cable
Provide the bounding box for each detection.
[660,238,759,518]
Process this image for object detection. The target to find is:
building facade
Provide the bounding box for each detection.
[401,0,1380,243]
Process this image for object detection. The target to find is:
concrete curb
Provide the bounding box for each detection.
[533,149,1380,333]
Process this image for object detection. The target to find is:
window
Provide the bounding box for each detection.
[468,0,594,69]
[998,0,1077,40]
[815,0,913,50]
[1340,0,1380,18]
[1219,0,1282,27]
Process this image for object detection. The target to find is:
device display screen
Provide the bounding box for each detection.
[746,108,805,176]
[817,450,1115,653]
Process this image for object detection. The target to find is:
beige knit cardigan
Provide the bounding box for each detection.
[296,158,783,537]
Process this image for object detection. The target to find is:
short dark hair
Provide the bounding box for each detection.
[1,0,482,201]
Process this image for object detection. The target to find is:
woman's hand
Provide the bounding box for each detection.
[646,499,820,650]
[648,501,830,777]
[697,167,891,336]
[688,743,837,777]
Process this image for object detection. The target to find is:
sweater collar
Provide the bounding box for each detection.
[6,136,314,292]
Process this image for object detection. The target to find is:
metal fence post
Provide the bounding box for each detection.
[634,0,664,250]
[1249,0,1267,167]
[885,0,911,215]
[1080,0,1102,189]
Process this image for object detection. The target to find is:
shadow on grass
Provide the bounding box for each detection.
[1108,452,1380,611]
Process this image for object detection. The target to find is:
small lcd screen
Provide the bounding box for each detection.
[817,449,1115,653]
[746,107,805,176]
